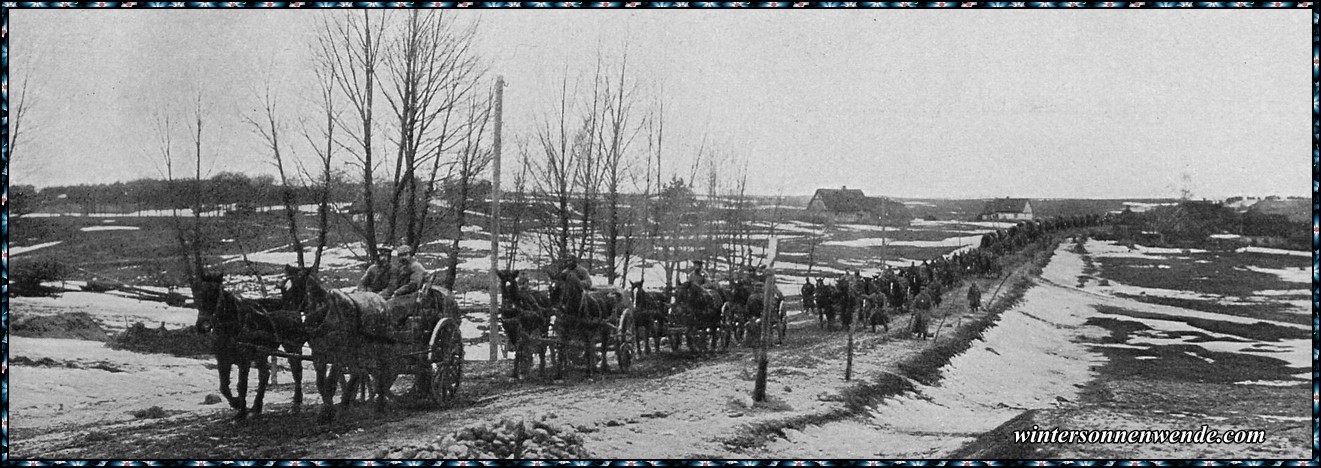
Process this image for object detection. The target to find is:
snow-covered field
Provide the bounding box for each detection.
[765,238,1310,457]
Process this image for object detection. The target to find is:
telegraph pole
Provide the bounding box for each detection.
[753,237,778,403]
[488,76,505,362]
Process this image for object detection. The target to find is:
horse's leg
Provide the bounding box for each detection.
[234,362,250,421]
[218,358,240,410]
[313,359,336,424]
[599,329,610,373]
[372,366,391,414]
[286,346,303,414]
[342,371,360,406]
[252,357,270,417]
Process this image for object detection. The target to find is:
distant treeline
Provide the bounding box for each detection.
[14,172,497,217]
[1110,200,1307,249]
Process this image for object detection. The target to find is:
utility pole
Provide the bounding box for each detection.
[488,76,505,362]
[753,237,778,403]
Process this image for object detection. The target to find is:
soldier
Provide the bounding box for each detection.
[559,256,593,290]
[911,288,933,340]
[382,245,428,301]
[801,277,816,316]
[357,247,395,294]
[687,260,708,287]
[967,282,982,312]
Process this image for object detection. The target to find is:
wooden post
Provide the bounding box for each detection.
[845,299,854,381]
[753,237,777,403]
[488,76,505,362]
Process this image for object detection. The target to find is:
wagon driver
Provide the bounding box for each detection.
[357,246,396,294]
[687,260,708,287]
[383,245,429,302]
[559,256,593,289]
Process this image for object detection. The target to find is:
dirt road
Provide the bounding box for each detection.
[12,242,1052,460]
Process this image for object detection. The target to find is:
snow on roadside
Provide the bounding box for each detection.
[7,336,276,431]
[11,292,197,333]
[1241,265,1311,285]
[79,226,142,232]
[11,241,64,256]
[1235,246,1310,258]
[766,242,1108,458]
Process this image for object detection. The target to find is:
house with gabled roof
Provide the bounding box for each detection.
[981,197,1034,221]
[806,186,910,225]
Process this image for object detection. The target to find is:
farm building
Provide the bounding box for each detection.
[805,186,911,226]
[980,198,1034,221]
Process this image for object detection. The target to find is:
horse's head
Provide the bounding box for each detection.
[191,272,226,334]
[629,280,645,304]
[497,270,520,306]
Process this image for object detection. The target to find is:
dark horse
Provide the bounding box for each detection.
[628,279,670,355]
[551,273,634,376]
[671,280,726,352]
[814,281,836,331]
[283,266,394,423]
[192,273,307,421]
[497,269,553,379]
[740,278,786,346]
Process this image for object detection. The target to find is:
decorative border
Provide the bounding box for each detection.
[0,1,1313,6]
[1,2,1317,466]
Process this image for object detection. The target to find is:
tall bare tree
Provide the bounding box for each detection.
[439,90,494,290]
[598,49,643,285]
[318,10,387,261]
[382,10,484,251]
[530,71,580,262]
[302,47,342,272]
[246,85,305,269]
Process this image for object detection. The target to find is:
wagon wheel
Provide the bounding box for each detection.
[427,317,463,403]
[615,308,636,372]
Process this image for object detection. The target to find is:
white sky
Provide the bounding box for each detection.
[8,9,1311,199]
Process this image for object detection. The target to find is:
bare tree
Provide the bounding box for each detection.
[382,10,484,250]
[318,10,387,261]
[7,70,33,173]
[440,89,494,291]
[530,70,580,262]
[598,48,643,285]
[302,47,342,272]
[246,85,306,269]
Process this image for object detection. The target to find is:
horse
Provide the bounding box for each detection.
[860,278,889,333]
[835,276,856,331]
[629,280,670,355]
[671,280,726,352]
[552,272,634,376]
[498,270,552,379]
[814,281,836,331]
[192,273,307,421]
[742,279,786,346]
[716,278,753,348]
[283,266,396,423]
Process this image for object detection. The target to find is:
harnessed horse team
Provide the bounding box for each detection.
[188,215,1098,423]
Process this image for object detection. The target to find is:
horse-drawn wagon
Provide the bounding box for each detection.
[496,269,636,379]
[282,265,465,422]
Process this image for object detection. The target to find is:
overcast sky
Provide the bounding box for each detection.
[8,9,1310,199]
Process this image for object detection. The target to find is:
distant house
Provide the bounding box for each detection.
[981,198,1034,221]
[806,186,911,225]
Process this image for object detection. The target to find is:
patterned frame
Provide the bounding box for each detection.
[0,2,1316,465]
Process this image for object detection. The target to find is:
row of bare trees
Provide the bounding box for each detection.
[119,10,770,292]
[134,11,491,291]
[520,50,775,290]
